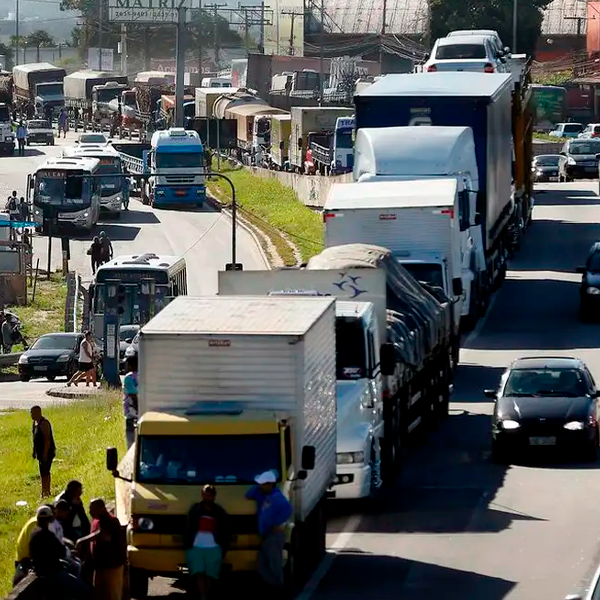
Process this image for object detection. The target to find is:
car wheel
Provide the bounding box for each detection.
[19,374,30,382]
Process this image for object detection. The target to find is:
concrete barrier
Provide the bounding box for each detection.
[246,167,353,208]
[532,140,563,155]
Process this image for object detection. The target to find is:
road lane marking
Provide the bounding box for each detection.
[295,513,363,600]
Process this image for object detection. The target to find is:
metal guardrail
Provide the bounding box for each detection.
[0,352,22,367]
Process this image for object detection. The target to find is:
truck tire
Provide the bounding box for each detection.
[128,567,149,599]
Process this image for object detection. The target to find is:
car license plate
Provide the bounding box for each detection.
[529,436,556,446]
[549,176,559,181]
[33,366,47,371]
[175,190,186,197]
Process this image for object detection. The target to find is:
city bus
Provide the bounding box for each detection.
[29,157,102,232]
[88,253,187,335]
[62,145,129,217]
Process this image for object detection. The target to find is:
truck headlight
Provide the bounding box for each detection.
[6,136,13,141]
[156,190,165,196]
[337,451,365,464]
[132,516,155,531]
[500,419,520,430]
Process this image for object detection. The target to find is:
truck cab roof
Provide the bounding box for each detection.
[151,128,203,152]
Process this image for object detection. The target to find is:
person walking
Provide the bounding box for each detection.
[88,236,103,274]
[123,355,139,449]
[16,121,27,156]
[76,498,127,600]
[2,315,13,353]
[6,191,19,221]
[58,109,68,138]
[31,405,56,498]
[99,231,113,265]
[246,471,292,598]
[184,485,230,600]
[18,197,28,222]
[67,331,98,387]
[55,480,91,542]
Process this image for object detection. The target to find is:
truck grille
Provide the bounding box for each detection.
[165,176,196,184]
[140,514,257,535]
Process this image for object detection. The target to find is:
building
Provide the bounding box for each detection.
[537,0,587,61]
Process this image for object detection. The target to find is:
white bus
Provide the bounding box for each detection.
[88,253,187,334]
[29,157,102,231]
[62,145,128,217]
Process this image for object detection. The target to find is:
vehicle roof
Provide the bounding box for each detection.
[533,154,561,159]
[65,70,116,80]
[38,331,81,337]
[226,104,286,117]
[37,157,101,171]
[97,253,184,271]
[63,145,119,158]
[326,178,458,210]
[79,133,108,138]
[336,300,373,319]
[557,122,583,126]
[356,72,512,99]
[510,356,583,370]
[448,29,500,38]
[142,295,335,336]
[437,35,490,46]
[13,62,63,74]
[27,119,50,123]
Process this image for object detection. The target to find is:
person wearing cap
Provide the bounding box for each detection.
[183,484,230,599]
[246,470,292,596]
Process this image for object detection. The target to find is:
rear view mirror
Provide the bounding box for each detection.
[125,338,133,344]
[484,389,497,399]
[576,266,586,274]
[106,447,118,472]
[301,445,315,470]
[380,343,395,376]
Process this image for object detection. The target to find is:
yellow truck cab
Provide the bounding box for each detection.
[107,295,337,598]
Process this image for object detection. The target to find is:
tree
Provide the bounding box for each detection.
[430,0,554,56]
[26,30,56,48]
[0,43,14,70]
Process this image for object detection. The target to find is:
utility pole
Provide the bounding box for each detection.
[282,9,302,56]
[512,0,517,53]
[244,8,250,52]
[15,0,19,66]
[259,0,265,53]
[205,3,226,70]
[120,24,127,75]
[319,0,324,105]
[197,0,203,77]
[380,0,387,70]
[175,6,187,127]
[98,0,104,71]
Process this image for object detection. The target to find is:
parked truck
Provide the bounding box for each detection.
[289,107,354,173]
[268,113,292,169]
[64,71,128,131]
[106,295,336,596]
[12,63,66,110]
[354,71,533,310]
[352,125,486,329]
[219,242,455,487]
[0,74,14,155]
[194,86,239,118]
[307,116,355,175]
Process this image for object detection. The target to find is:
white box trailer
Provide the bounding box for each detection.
[138,295,337,522]
[195,86,239,118]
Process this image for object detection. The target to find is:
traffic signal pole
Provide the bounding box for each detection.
[103,279,122,389]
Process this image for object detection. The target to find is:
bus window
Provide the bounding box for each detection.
[65,176,83,199]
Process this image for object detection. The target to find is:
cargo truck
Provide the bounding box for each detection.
[352,125,486,328]
[63,71,128,131]
[194,86,239,118]
[106,295,336,597]
[269,113,292,169]
[354,71,533,309]
[289,106,354,173]
[12,63,66,110]
[219,242,455,487]
[0,74,14,155]
[307,116,355,176]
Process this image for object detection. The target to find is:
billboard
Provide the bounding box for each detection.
[108,0,192,23]
[88,48,114,71]
[263,0,304,57]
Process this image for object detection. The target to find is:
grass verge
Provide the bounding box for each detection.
[533,132,563,142]
[0,392,125,596]
[208,165,324,265]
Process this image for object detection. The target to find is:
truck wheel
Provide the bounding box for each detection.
[128,567,149,599]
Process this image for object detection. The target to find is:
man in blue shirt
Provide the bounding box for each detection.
[123,356,139,449]
[245,470,292,596]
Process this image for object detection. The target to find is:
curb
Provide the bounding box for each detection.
[46,386,104,400]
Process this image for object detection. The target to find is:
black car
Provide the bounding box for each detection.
[487,356,600,462]
[18,332,84,382]
[532,154,561,183]
[119,325,140,373]
[558,138,600,181]
[576,242,600,320]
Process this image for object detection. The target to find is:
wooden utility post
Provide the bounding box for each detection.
[282,9,302,56]
[204,3,226,69]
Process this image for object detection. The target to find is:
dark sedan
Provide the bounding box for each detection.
[558,138,600,181]
[577,242,600,320]
[18,332,83,382]
[532,154,560,183]
[487,356,600,463]
[119,325,140,373]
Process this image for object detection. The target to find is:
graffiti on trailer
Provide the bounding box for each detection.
[332,273,368,299]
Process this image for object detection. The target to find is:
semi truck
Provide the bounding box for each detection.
[219,242,455,487]
[106,295,336,597]
[63,71,128,131]
[289,107,354,173]
[354,71,533,312]
[12,63,66,110]
[0,74,14,155]
[352,125,486,329]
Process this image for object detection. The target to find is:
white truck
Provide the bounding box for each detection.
[107,295,336,595]
[219,271,386,501]
[352,125,486,329]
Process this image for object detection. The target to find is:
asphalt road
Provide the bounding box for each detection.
[0,131,268,408]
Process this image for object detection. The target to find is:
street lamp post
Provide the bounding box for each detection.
[15,0,19,66]
[512,0,518,52]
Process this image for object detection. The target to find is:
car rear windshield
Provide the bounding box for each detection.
[535,156,560,166]
[564,124,583,133]
[570,141,600,155]
[504,368,587,397]
[436,44,487,60]
[32,335,78,350]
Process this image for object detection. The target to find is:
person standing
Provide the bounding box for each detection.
[246,471,292,598]
[123,355,139,449]
[67,331,97,388]
[88,236,103,274]
[31,405,56,498]
[6,190,19,221]
[2,316,13,353]
[98,231,113,265]
[16,121,27,156]
[58,109,68,138]
[55,480,91,542]
[76,498,127,600]
[184,485,230,600]
[18,197,28,221]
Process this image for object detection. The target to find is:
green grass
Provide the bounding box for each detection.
[0,393,125,596]
[533,132,563,142]
[208,166,324,265]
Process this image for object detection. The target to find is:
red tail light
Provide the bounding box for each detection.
[427,65,437,72]
[593,133,600,138]
[323,212,336,223]
[484,64,495,73]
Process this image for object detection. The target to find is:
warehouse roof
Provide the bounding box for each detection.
[541,0,587,36]
[319,0,429,36]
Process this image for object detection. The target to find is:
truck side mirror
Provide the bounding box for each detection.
[106,447,119,472]
[29,178,34,190]
[380,343,395,376]
[297,470,308,480]
[484,389,497,399]
[474,213,482,225]
[301,445,315,470]
[452,278,463,296]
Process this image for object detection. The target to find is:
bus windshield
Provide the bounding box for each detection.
[155,153,202,169]
[35,172,91,207]
[96,159,123,194]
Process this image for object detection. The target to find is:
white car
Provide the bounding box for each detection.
[447,29,510,58]
[549,123,583,138]
[76,133,109,146]
[578,123,600,139]
[424,35,508,73]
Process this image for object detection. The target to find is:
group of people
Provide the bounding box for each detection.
[14,480,127,600]
[6,190,29,222]
[67,330,100,388]
[87,230,114,274]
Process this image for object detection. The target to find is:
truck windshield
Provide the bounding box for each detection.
[35,173,90,206]
[37,83,63,96]
[402,263,445,289]
[336,318,367,380]
[156,153,202,169]
[97,89,121,103]
[136,434,281,484]
[0,106,10,122]
[336,129,353,149]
